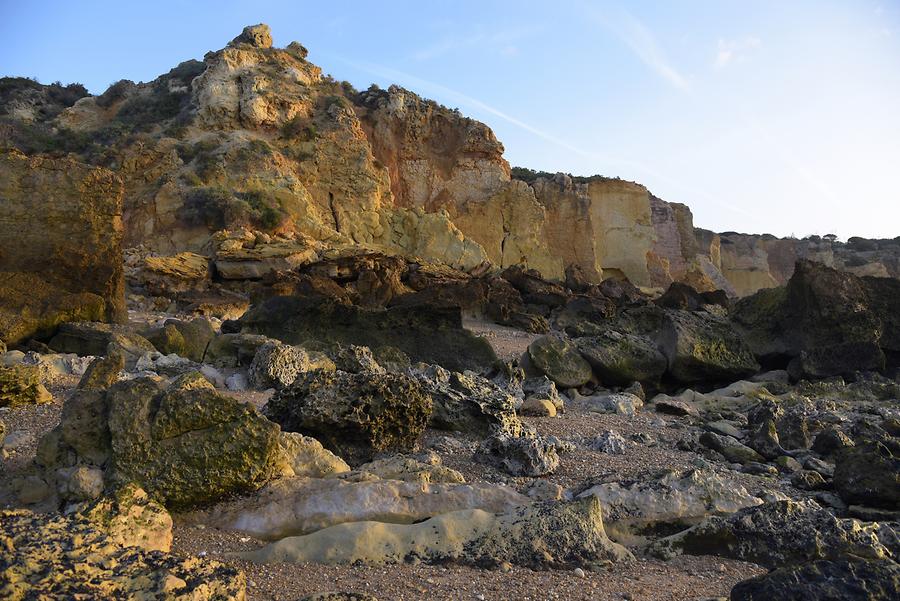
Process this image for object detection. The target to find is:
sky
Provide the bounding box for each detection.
[2,0,899,239]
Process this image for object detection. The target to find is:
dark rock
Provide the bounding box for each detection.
[812,427,855,457]
[575,331,667,386]
[235,296,497,372]
[730,559,900,601]
[264,370,432,459]
[833,443,900,509]
[144,317,216,363]
[474,432,560,477]
[526,336,593,389]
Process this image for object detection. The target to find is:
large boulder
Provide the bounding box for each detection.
[575,331,667,386]
[37,362,282,508]
[413,365,522,436]
[0,150,126,348]
[105,375,281,508]
[730,559,900,601]
[234,296,497,372]
[240,497,632,568]
[659,309,759,384]
[833,443,900,509]
[0,492,244,600]
[191,476,528,540]
[733,260,888,377]
[264,370,433,458]
[525,335,593,388]
[577,469,762,543]
[144,318,216,363]
[651,499,891,568]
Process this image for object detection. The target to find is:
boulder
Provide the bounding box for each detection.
[138,252,211,296]
[0,150,125,347]
[37,365,282,508]
[659,309,759,384]
[699,431,764,464]
[240,497,632,568]
[264,369,433,458]
[474,432,560,477]
[105,375,282,508]
[355,454,465,484]
[833,443,900,509]
[526,336,593,389]
[730,559,900,601]
[192,476,529,540]
[575,331,667,386]
[275,432,350,478]
[578,469,762,544]
[651,499,891,568]
[144,317,216,363]
[0,497,243,600]
[578,392,643,416]
[522,376,564,412]
[413,365,522,436]
[235,296,497,372]
[249,341,336,389]
[229,23,273,48]
[0,364,52,407]
[733,260,887,377]
[48,321,155,368]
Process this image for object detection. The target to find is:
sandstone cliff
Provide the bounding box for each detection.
[0,149,125,345]
[0,23,894,296]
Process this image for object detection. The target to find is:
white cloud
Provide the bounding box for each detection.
[583,6,690,91]
[714,36,761,69]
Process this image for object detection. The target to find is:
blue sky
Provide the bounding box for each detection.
[2,0,899,239]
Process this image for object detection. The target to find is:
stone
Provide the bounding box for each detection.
[193,476,529,540]
[240,497,632,568]
[144,317,216,363]
[522,376,564,412]
[578,469,762,544]
[653,396,699,417]
[699,431,764,464]
[812,427,855,456]
[651,499,891,568]
[138,252,211,296]
[48,321,155,368]
[56,465,104,501]
[704,420,744,439]
[77,353,124,390]
[105,376,282,508]
[575,331,667,386]
[792,469,827,490]
[474,432,560,477]
[0,150,125,348]
[520,397,557,417]
[588,431,628,454]
[355,454,465,484]
[526,336,593,389]
[773,455,802,473]
[225,372,248,391]
[659,309,759,385]
[579,392,644,416]
[414,365,522,436]
[804,456,835,478]
[733,261,887,377]
[730,559,900,601]
[264,369,433,458]
[249,341,336,389]
[0,503,243,600]
[229,23,273,48]
[236,296,497,372]
[833,443,900,509]
[275,432,350,478]
[0,364,52,407]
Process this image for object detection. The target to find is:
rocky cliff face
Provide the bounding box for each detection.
[0,149,125,345]
[0,23,894,296]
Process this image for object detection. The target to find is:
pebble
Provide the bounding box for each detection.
[574,567,586,578]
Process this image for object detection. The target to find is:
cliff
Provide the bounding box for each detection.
[0,24,894,296]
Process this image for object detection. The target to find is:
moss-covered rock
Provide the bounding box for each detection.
[107,375,281,508]
[834,443,900,509]
[526,335,592,389]
[575,331,667,386]
[0,364,52,407]
[264,369,433,458]
[144,317,216,362]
